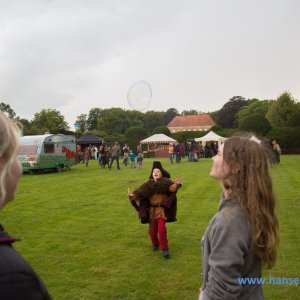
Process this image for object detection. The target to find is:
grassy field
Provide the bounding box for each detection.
[0,156,299,299]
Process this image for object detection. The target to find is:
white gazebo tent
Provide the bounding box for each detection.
[194,131,227,144]
[140,134,177,158]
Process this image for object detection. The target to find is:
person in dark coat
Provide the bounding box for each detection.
[128,161,181,258]
[0,112,51,299]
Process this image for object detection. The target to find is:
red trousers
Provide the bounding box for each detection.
[149,217,168,250]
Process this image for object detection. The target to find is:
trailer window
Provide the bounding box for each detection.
[44,144,54,153]
[19,145,38,155]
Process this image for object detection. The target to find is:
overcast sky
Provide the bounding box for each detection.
[1,0,299,128]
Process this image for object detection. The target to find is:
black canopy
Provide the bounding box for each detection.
[77,134,103,145]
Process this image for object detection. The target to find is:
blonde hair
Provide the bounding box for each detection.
[223,136,279,269]
[0,112,21,208]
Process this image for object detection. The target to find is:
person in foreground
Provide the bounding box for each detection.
[200,136,279,300]
[0,112,51,299]
[128,161,181,258]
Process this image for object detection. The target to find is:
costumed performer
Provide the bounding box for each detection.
[128,161,181,258]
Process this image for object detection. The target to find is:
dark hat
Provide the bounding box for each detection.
[149,161,170,179]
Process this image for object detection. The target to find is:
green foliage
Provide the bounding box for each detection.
[152,126,170,135]
[125,126,148,150]
[209,111,219,123]
[286,110,300,126]
[74,114,88,132]
[266,92,299,127]
[126,110,144,127]
[216,96,248,128]
[181,109,199,115]
[17,118,31,135]
[96,108,131,135]
[267,126,300,153]
[102,134,125,145]
[125,126,148,140]
[87,108,102,130]
[171,131,204,142]
[0,102,16,118]
[143,111,165,132]
[210,125,222,132]
[236,99,270,127]
[163,108,179,125]
[1,157,299,299]
[32,109,69,133]
[239,113,272,136]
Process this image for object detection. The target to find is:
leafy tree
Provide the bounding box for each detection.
[87,108,102,130]
[127,110,144,127]
[32,109,69,133]
[75,114,88,132]
[266,92,299,127]
[96,108,131,135]
[125,126,148,140]
[143,111,164,133]
[0,102,17,119]
[287,110,300,126]
[216,96,248,128]
[209,111,219,124]
[125,126,148,150]
[239,113,272,136]
[181,109,199,115]
[267,126,300,153]
[152,126,171,135]
[237,99,270,125]
[18,118,32,135]
[163,108,179,125]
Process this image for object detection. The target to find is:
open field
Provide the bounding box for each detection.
[1,156,299,299]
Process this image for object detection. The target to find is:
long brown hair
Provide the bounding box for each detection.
[0,112,21,208]
[223,136,279,269]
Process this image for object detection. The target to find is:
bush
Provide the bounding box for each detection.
[239,114,272,136]
[267,127,300,154]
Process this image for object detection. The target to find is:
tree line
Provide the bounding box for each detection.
[1,91,300,153]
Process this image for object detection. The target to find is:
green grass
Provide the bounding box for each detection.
[1,156,299,299]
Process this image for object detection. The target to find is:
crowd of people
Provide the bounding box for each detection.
[78,138,282,170]
[167,140,220,164]
[77,142,144,170]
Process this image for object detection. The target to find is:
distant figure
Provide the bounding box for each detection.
[99,145,109,168]
[109,142,121,170]
[84,147,90,167]
[174,142,181,163]
[129,150,136,168]
[123,144,129,166]
[93,145,98,160]
[199,141,204,158]
[272,140,281,164]
[168,142,174,164]
[0,112,51,299]
[137,154,143,170]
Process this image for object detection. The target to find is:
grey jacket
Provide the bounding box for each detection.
[201,194,264,300]
[111,144,121,157]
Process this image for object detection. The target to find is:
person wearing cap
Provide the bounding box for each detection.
[128,161,181,258]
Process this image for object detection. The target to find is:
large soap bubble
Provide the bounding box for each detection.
[127,80,152,111]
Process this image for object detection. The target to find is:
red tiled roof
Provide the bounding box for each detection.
[167,114,215,127]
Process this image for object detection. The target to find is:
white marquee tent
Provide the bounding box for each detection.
[140,134,177,158]
[140,134,177,144]
[194,131,227,143]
